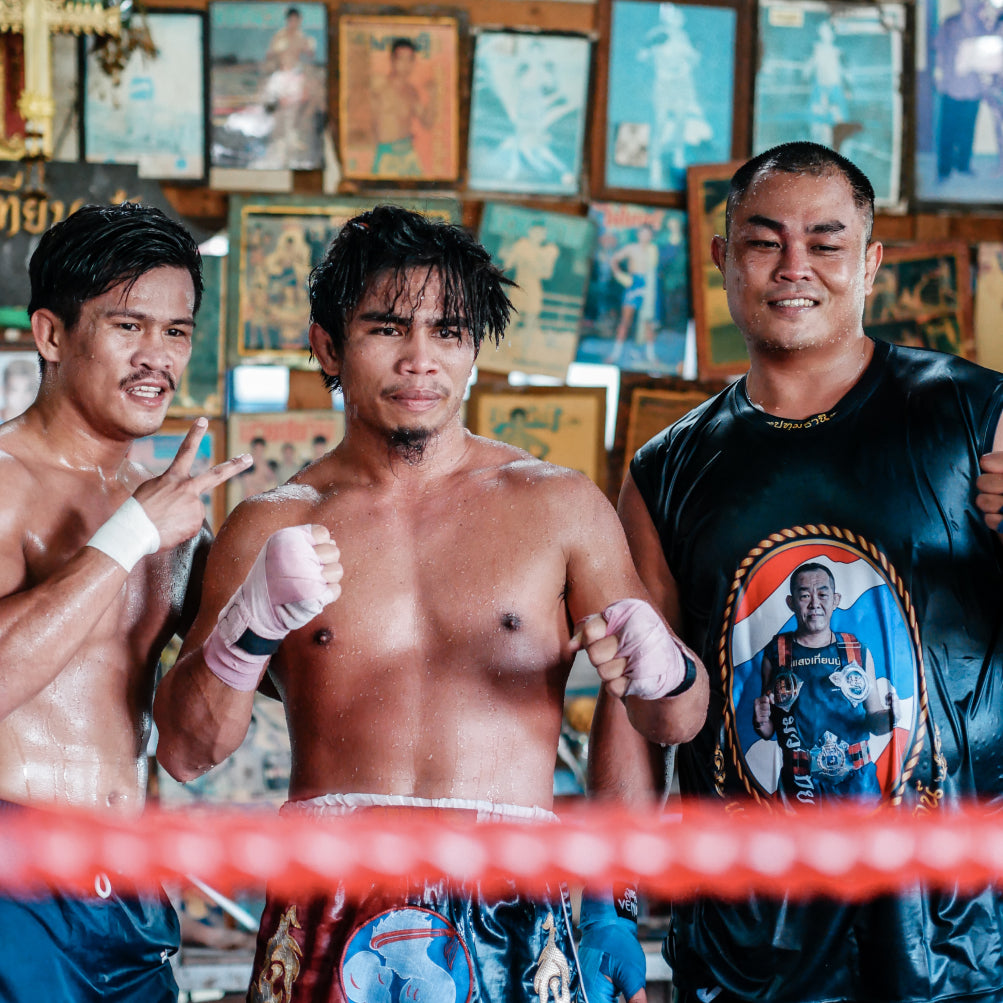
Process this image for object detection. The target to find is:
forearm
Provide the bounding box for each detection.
[588,688,666,805]
[153,650,257,782]
[623,663,709,746]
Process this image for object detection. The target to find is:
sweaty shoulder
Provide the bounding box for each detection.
[0,429,46,513]
[467,434,614,522]
[213,480,323,559]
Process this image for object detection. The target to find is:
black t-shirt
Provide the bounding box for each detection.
[631,338,1003,1002]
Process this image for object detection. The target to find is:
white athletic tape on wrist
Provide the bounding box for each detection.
[86,497,161,572]
[603,598,691,700]
[204,525,333,691]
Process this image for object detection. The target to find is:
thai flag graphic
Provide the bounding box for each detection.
[727,540,918,798]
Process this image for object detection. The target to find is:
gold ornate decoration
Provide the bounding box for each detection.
[0,0,120,160]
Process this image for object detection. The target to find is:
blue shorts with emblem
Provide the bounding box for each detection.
[248,797,583,1003]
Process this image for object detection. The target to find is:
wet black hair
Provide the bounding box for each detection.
[27,202,203,330]
[309,204,514,393]
[726,141,875,244]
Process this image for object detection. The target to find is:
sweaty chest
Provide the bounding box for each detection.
[310,503,570,666]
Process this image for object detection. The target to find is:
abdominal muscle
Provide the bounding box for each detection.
[0,644,154,813]
[275,637,571,811]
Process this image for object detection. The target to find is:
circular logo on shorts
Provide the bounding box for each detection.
[340,907,473,1003]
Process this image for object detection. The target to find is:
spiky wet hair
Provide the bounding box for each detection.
[308,204,514,393]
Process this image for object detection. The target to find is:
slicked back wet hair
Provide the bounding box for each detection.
[725,141,876,245]
[27,202,203,330]
[309,204,514,393]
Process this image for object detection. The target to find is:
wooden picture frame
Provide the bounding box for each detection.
[592,0,752,206]
[913,0,1003,208]
[577,200,690,375]
[753,0,909,210]
[226,408,345,514]
[227,194,461,366]
[975,242,1003,373]
[83,10,208,181]
[338,12,461,183]
[685,159,749,381]
[128,417,226,530]
[209,0,328,173]
[467,384,608,491]
[170,252,225,417]
[0,348,39,422]
[476,202,596,379]
[610,370,724,488]
[466,29,591,196]
[864,240,974,358]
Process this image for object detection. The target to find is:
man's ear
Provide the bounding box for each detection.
[308,322,340,379]
[786,595,795,612]
[31,309,62,365]
[711,235,728,285]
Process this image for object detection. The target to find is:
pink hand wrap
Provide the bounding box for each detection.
[203,525,335,691]
[602,598,687,700]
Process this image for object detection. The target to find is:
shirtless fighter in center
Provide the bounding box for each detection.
[154,205,709,1003]
[0,202,251,1001]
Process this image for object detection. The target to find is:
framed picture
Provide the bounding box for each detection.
[975,242,1003,372]
[338,12,460,183]
[576,201,690,375]
[209,1,327,172]
[864,240,974,358]
[467,384,608,490]
[593,0,752,203]
[170,253,225,417]
[53,36,81,161]
[466,30,591,196]
[753,0,908,209]
[128,417,226,530]
[0,349,39,422]
[0,33,78,160]
[477,202,596,379]
[686,159,749,381]
[914,0,1003,207]
[227,408,345,513]
[610,371,724,486]
[624,385,715,461]
[227,194,461,366]
[83,11,207,181]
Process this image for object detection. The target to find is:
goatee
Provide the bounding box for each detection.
[388,426,432,464]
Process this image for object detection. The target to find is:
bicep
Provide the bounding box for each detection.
[617,472,683,630]
[563,476,649,625]
[175,511,265,659]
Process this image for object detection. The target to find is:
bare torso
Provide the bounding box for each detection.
[0,422,196,812]
[371,77,423,145]
[216,437,616,809]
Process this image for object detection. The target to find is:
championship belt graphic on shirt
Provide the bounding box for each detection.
[721,529,927,807]
[829,660,871,707]
[806,730,872,783]
[772,670,803,711]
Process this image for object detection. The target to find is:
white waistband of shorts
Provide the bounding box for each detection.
[280,792,558,823]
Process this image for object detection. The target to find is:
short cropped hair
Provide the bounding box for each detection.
[789,562,836,596]
[309,204,514,393]
[27,202,203,330]
[726,142,875,244]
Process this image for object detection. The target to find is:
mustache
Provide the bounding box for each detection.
[120,370,177,392]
